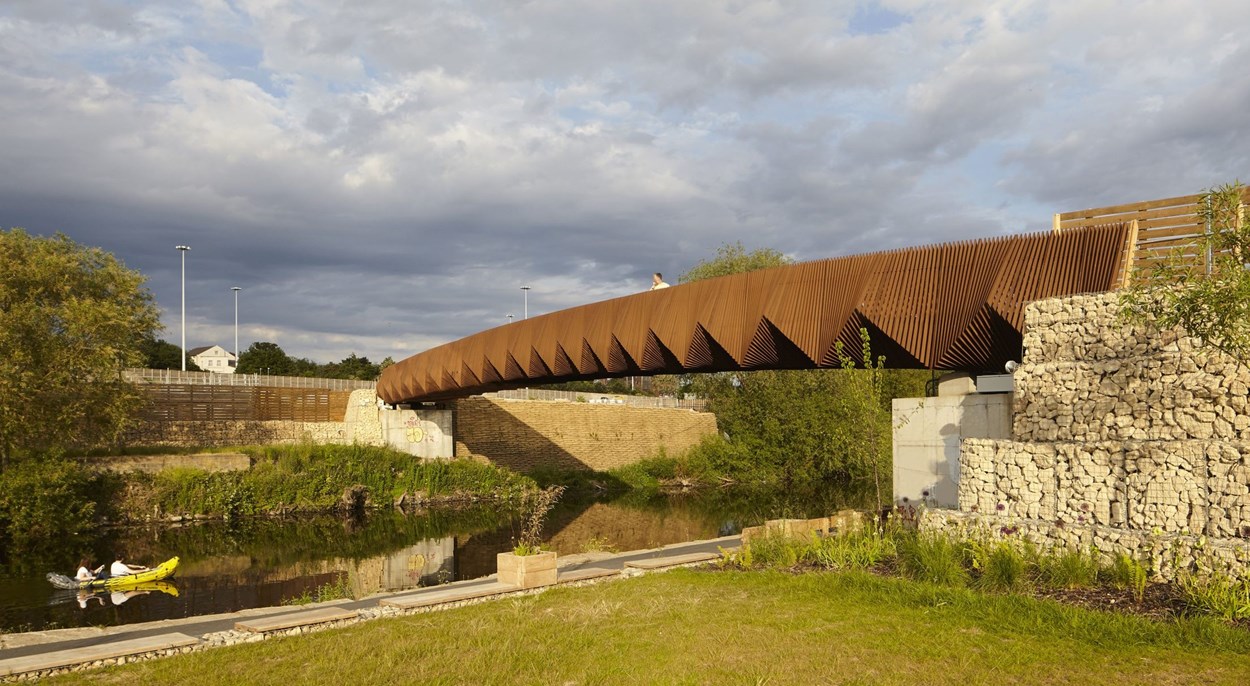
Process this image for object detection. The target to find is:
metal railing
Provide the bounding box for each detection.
[487,388,707,410]
[123,368,376,391]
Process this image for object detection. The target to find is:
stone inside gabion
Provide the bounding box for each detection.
[953,292,1250,580]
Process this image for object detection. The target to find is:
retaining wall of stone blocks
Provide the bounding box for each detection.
[949,291,1250,580]
[453,396,717,472]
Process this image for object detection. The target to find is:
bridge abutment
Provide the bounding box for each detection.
[892,374,1014,509]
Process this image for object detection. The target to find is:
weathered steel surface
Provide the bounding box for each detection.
[379,223,1134,404]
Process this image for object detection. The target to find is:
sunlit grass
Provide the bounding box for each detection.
[45,570,1250,686]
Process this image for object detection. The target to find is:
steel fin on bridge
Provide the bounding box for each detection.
[552,344,578,377]
[742,317,815,369]
[578,339,608,376]
[641,331,682,371]
[606,335,639,374]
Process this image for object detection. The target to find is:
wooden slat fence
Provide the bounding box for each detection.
[1055,188,1250,278]
[141,385,352,422]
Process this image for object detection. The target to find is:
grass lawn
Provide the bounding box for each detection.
[47,569,1250,685]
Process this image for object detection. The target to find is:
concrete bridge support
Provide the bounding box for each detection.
[891,374,1013,509]
[343,393,455,458]
[378,408,455,458]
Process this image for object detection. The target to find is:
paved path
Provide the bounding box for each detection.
[0,535,738,670]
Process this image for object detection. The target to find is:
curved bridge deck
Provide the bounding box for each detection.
[379,223,1134,404]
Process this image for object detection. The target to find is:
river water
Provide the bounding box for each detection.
[0,484,871,633]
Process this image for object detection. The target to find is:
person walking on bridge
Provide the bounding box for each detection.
[650,273,670,290]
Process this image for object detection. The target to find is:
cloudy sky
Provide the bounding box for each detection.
[2,0,1247,364]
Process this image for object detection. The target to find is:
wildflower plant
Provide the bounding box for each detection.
[513,485,565,556]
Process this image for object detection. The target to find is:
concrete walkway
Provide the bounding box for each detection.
[0,535,737,678]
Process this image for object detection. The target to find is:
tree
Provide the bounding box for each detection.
[0,229,161,465]
[1121,181,1250,360]
[324,353,381,380]
[679,242,791,283]
[138,335,202,371]
[235,341,295,375]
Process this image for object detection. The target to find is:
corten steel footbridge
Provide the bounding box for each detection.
[378,223,1137,405]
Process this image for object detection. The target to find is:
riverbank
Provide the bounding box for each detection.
[0,445,538,551]
[36,566,1250,685]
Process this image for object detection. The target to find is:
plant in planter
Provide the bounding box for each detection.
[497,486,565,588]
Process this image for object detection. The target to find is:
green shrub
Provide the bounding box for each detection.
[139,445,535,517]
[152,467,256,519]
[897,532,968,587]
[1108,552,1149,602]
[0,455,101,549]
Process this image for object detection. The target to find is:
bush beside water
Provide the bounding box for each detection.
[0,454,103,550]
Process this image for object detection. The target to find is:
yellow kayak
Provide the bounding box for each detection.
[48,557,180,590]
[95,557,180,589]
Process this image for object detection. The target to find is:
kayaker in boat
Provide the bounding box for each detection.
[75,557,102,583]
[110,557,150,577]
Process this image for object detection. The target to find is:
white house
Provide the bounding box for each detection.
[189,345,237,374]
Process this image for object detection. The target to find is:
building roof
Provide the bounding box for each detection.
[188,345,234,358]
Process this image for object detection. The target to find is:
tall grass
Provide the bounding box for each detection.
[974,542,1028,592]
[897,531,968,586]
[1035,546,1101,590]
[132,444,536,518]
[806,524,896,571]
[1179,573,1250,621]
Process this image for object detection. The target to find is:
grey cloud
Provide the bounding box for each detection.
[3,0,1248,364]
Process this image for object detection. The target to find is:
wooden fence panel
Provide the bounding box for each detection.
[141,385,353,422]
[1055,188,1250,278]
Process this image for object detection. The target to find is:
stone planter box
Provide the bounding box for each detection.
[497,551,557,588]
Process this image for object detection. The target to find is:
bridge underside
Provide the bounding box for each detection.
[378,223,1133,404]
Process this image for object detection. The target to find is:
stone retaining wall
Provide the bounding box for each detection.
[123,389,714,472]
[951,291,1250,580]
[453,396,717,472]
[123,389,381,449]
[123,419,353,447]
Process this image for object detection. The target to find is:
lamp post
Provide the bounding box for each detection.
[521,286,531,319]
[176,245,190,371]
[231,286,242,364]
[507,314,514,324]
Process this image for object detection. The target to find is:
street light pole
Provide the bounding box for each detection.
[507,314,514,324]
[231,287,242,363]
[521,286,531,320]
[176,245,190,371]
